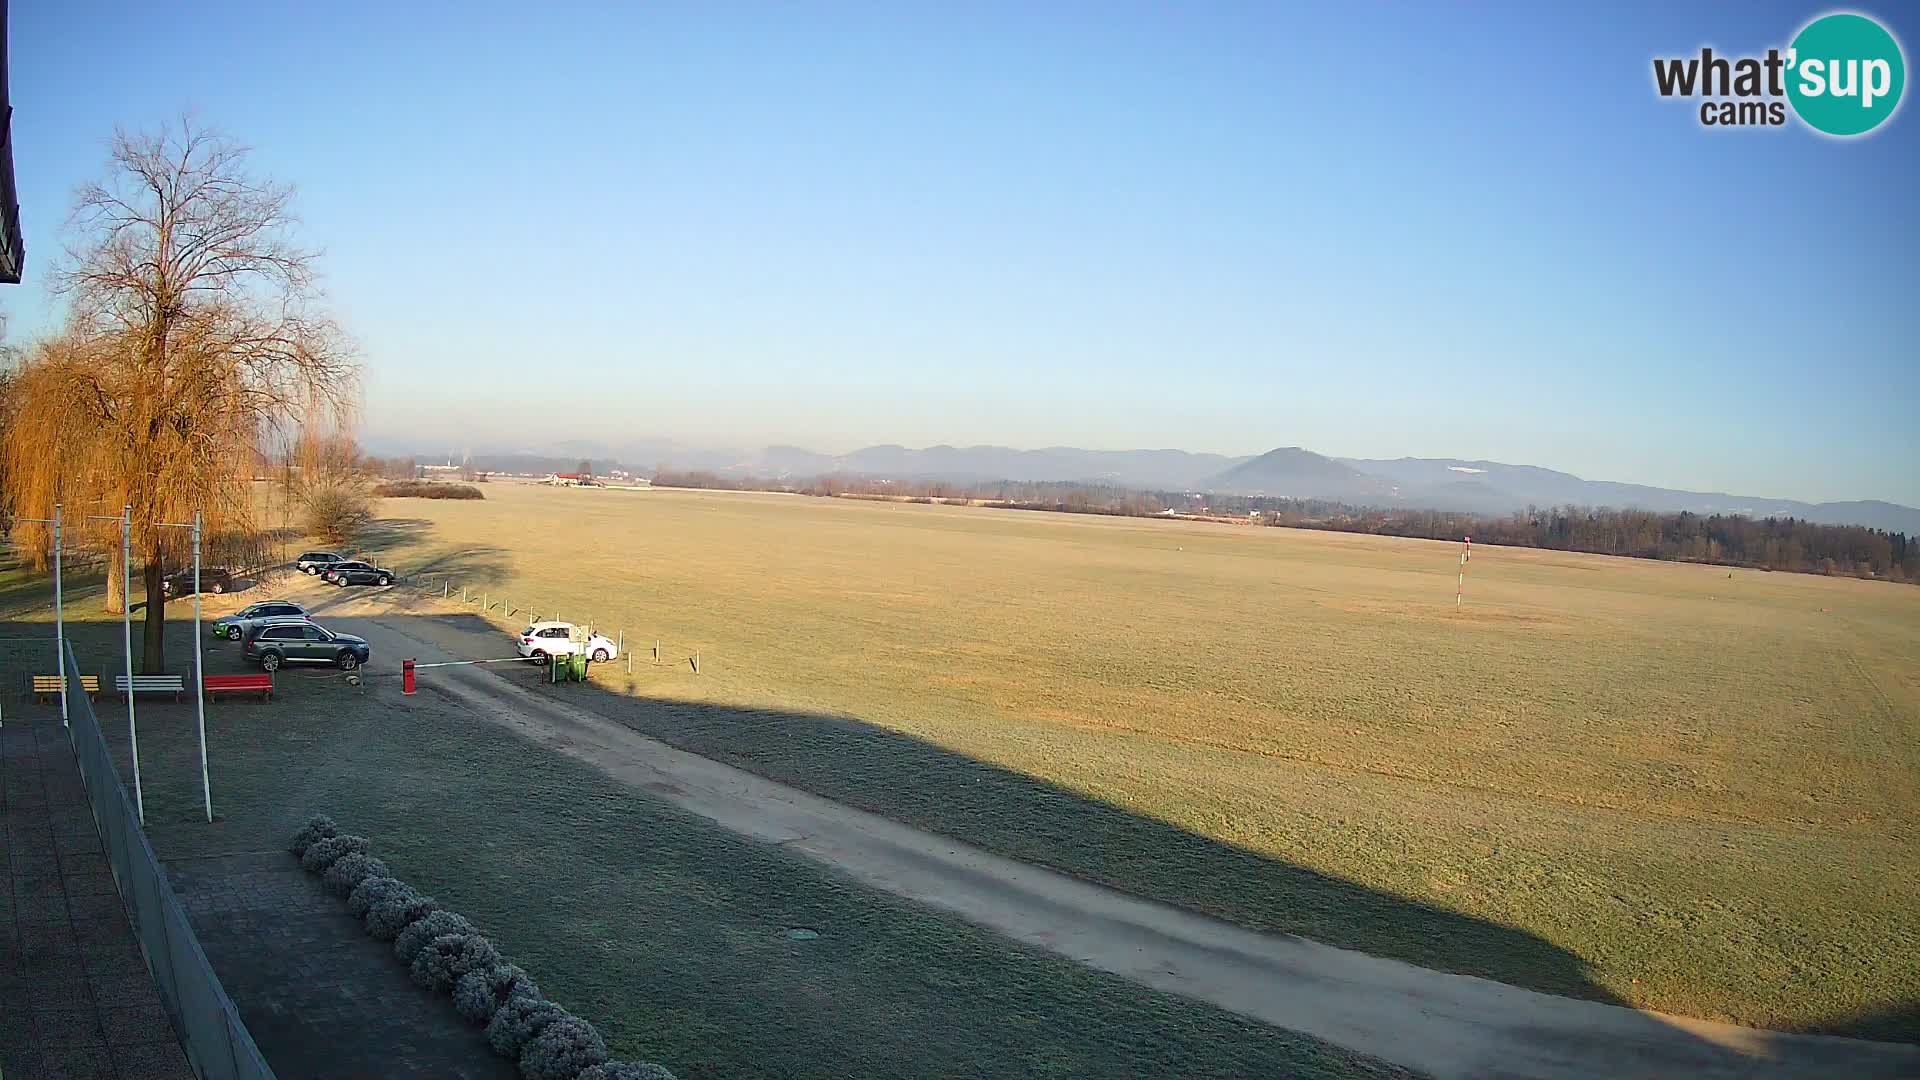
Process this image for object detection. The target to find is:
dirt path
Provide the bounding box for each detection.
[295,584,1919,1080]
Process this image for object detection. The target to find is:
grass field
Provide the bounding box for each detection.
[346,482,1919,1039]
[0,611,1411,1080]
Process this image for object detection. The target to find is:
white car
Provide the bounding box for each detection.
[516,621,618,664]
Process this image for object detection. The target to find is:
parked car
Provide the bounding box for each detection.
[322,561,395,587]
[243,619,370,672]
[161,566,234,597]
[210,599,308,641]
[517,621,618,664]
[297,551,347,575]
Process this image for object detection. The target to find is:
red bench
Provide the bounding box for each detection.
[204,673,274,701]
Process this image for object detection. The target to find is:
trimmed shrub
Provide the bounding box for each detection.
[579,1064,676,1080]
[395,910,477,965]
[346,874,407,918]
[519,1016,609,1080]
[372,480,485,500]
[287,814,338,856]
[485,995,568,1059]
[454,964,540,1025]
[366,890,438,941]
[322,853,390,898]
[300,834,370,873]
[410,933,501,992]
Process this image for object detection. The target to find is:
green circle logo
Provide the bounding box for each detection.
[1787,13,1906,136]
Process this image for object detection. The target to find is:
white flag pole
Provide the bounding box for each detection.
[193,509,211,822]
[53,503,66,726]
[126,507,145,823]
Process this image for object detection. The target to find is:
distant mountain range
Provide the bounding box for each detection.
[370,437,1920,534]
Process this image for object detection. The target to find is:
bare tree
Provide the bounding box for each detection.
[1,119,356,671]
[289,426,377,544]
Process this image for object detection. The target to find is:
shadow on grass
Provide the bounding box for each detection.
[0,548,105,616]
[14,608,1920,1080]
[349,517,432,551]
[365,610,1920,1051]
[346,518,510,585]
[20,614,1431,1080]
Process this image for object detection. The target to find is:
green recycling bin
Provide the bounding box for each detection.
[549,651,589,684]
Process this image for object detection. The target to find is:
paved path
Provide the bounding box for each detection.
[1,716,194,1080]
[302,585,1920,1080]
[165,851,517,1080]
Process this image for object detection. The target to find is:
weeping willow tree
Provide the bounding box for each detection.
[1,119,356,671]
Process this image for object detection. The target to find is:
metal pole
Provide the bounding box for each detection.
[123,508,143,824]
[88,508,143,822]
[193,510,211,822]
[53,504,66,726]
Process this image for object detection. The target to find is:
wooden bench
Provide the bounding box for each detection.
[204,673,273,701]
[115,674,186,702]
[31,674,101,703]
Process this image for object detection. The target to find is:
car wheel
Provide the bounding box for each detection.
[377,575,391,586]
[592,648,609,662]
[303,566,315,575]
[336,576,349,587]
[211,582,225,594]
[260,652,283,672]
[337,652,360,671]
[229,626,242,640]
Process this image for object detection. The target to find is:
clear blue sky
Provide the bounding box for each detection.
[7,2,1916,504]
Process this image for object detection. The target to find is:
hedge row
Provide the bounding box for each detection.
[290,815,674,1080]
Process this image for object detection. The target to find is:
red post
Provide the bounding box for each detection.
[403,658,416,695]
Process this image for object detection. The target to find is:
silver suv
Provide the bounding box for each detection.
[210,600,308,641]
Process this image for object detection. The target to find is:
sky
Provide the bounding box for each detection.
[6,1,1917,505]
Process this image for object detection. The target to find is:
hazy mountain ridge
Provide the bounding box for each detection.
[1335,457,1920,533]
[1209,447,1390,499]
[370,436,1919,533]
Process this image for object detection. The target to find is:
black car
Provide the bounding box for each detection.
[323,561,395,587]
[160,566,234,597]
[243,620,371,671]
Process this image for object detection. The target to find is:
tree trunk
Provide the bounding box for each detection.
[142,559,167,673]
[104,536,127,614]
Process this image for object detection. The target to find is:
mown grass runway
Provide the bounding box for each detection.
[353,482,1920,1039]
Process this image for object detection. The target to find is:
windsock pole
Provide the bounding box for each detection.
[1456,536,1471,608]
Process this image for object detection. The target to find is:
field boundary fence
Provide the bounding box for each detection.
[379,566,705,675]
[55,635,277,1079]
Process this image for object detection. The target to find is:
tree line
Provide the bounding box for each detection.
[650,470,1919,583]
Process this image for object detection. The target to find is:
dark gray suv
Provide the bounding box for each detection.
[243,620,371,672]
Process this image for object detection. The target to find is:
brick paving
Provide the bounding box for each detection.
[1,716,193,1080]
[165,851,517,1080]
